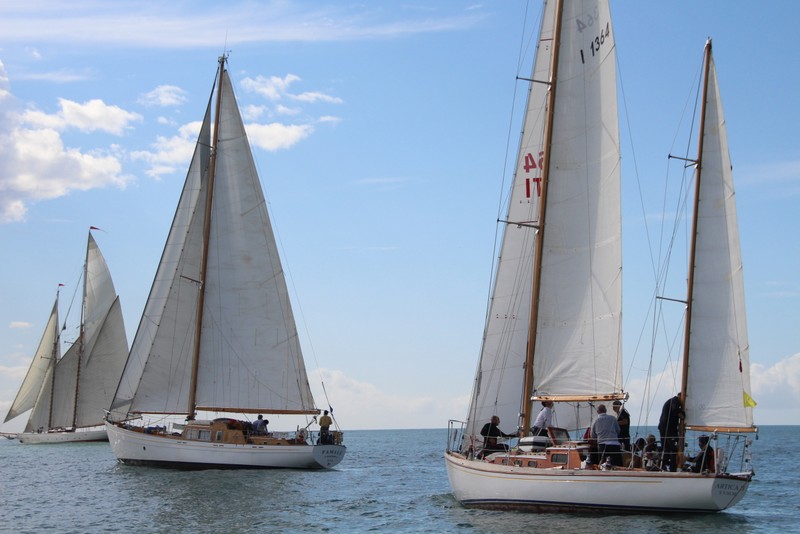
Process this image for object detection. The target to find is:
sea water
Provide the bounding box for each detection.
[0,426,797,533]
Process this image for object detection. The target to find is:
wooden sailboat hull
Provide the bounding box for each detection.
[16,428,108,444]
[445,452,750,513]
[106,422,345,470]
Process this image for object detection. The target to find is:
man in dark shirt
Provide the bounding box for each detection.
[612,400,630,451]
[658,394,684,471]
[480,415,516,455]
[687,435,715,473]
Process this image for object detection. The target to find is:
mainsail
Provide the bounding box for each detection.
[112,63,316,419]
[464,0,623,442]
[683,42,754,431]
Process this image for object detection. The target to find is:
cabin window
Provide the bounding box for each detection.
[215,431,223,442]
[199,430,211,441]
[550,453,568,464]
[527,461,537,467]
[187,429,198,440]
[501,458,509,465]
[514,460,523,467]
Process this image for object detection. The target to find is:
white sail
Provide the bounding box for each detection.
[50,234,128,429]
[4,299,59,428]
[115,67,316,417]
[464,0,622,442]
[75,297,127,427]
[111,94,212,417]
[684,45,754,430]
[464,0,555,441]
[50,343,79,428]
[531,0,622,400]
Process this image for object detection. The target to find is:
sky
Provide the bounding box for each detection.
[0,1,798,432]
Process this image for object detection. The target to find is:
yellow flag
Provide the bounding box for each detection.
[743,391,757,408]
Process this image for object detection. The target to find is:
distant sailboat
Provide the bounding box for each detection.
[4,230,129,444]
[445,0,755,513]
[105,55,346,470]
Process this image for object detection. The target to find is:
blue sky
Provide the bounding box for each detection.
[0,1,797,432]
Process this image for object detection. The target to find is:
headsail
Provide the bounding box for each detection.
[464,0,556,442]
[4,298,60,430]
[683,42,754,431]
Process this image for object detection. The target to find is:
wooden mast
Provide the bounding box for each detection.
[71,233,89,429]
[187,55,225,419]
[678,39,713,450]
[521,0,564,435]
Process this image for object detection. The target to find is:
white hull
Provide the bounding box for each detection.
[106,422,345,470]
[16,428,108,444]
[445,452,750,513]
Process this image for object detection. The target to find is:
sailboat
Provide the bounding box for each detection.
[105,56,346,470]
[445,0,756,513]
[4,230,129,444]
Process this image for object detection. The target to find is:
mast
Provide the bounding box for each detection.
[521,0,564,434]
[71,234,90,429]
[187,55,225,419]
[678,39,713,444]
[47,289,60,430]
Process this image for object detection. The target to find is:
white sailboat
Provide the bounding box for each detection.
[105,56,346,470]
[445,0,756,513]
[4,230,129,444]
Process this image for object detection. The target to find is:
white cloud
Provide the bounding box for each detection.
[292,91,343,104]
[0,65,135,222]
[275,104,301,116]
[242,104,268,121]
[0,3,486,48]
[241,74,301,101]
[241,73,343,107]
[21,98,142,135]
[9,322,32,329]
[751,353,800,401]
[130,120,202,178]
[245,122,313,152]
[138,85,188,107]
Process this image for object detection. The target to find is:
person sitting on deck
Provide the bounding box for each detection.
[643,434,661,470]
[686,435,715,473]
[252,414,267,435]
[479,415,516,457]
